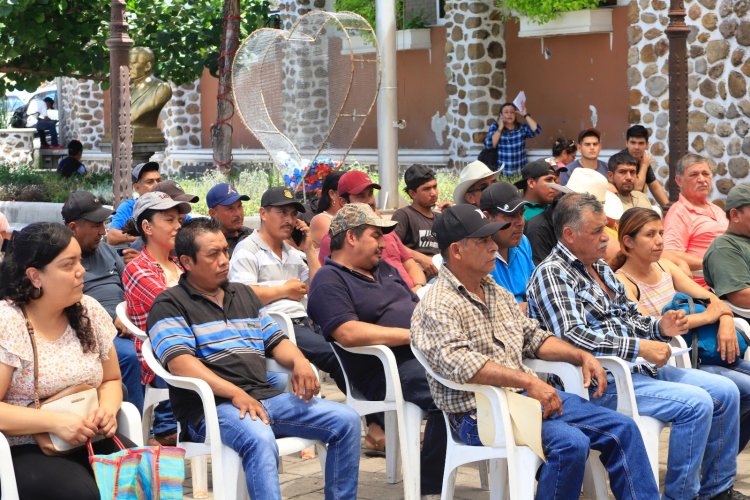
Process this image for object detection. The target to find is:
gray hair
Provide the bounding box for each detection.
[676,152,713,177]
[553,193,603,240]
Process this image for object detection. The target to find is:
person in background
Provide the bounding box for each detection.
[552,137,577,171]
[0,211,9,260]
[107,162,161,246]
[484,101,541,182]
[452,160,499,207]
[391,164,442,279]
[607,152,653,211]
[559,128,608,185]
[621,125,669,210]
[206,182,253,258]
[57,140,87,178]
[36,97,60,148]
[515,158,564,221]
[309,172,344,252]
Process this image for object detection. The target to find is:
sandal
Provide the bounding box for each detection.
[363,433,386,457]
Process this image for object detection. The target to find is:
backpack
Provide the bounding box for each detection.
[661,292,749,367]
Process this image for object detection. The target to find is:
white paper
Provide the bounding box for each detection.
[513,90,526,112]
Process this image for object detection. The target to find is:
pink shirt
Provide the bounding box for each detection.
[663,193,727,287]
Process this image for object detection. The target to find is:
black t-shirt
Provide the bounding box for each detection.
[524,202,557,266]
[617,148,656,184]
[57,157,86,178]
[391,205,439,256]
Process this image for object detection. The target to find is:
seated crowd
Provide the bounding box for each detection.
[1,123,749,500]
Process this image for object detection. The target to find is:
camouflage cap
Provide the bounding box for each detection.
[329,203,398,237]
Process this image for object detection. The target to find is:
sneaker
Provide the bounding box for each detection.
[710,488,750,500]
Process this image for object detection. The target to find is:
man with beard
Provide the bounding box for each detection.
[207,182,253,257]
[147,218,361,499]
[607,151,652,211]
[61,191,143,412]
[307,203,447,496]
[479,182,534,304]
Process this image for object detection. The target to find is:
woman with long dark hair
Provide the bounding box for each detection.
[309,171,344,252]
[483,101,541,182]
[0,222,126,499]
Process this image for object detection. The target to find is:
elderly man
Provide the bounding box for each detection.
[411,204,658,499]
[663,153,728,287]
[107,161,162,246]
[207,182,253,257]
[307,203,446,495]
[515,158,563,221]
[527,192,744,500]
[148,218,360,499]
[607,151,652,211]
[452,160,499,207]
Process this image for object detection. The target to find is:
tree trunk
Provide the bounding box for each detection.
[212,0,240,174]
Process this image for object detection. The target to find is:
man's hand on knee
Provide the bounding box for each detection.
[527,378,562,419]
[232,392,270,424]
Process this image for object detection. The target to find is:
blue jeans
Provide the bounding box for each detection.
[150,375,178,437]
[187,393,361,500]
[450,391,658,500]
[114,336,144,414]
[591,365,739,500]
[36,118,58,145]
[700,359,750,452]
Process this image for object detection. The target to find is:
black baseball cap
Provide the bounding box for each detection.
[62,191,113,224]
[260,186,306,213]
[515,159,563,189]
[432,204,510,250]
[480,182,527,214]
[132,161,159,182]
[404,164,436,191]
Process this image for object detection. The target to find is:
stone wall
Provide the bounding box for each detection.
[59,78,106,149]
[628,0,750,198]
[159,80,203,171]
[0,129,35,165]
[443,0,505,165]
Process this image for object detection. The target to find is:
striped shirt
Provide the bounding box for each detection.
[484,121,542,178]
[526,242,667,376]
[147,278,286,426]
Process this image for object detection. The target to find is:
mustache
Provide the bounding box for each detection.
[598,242,609,251]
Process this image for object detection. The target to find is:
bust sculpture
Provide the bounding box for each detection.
[129,47,172,143]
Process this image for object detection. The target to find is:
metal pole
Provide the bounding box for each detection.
[106,0,133,208]
[665,0,689,202]
[376,0,399,210]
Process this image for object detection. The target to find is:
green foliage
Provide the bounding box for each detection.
[0,163,113,202]
[501,0,602,24]
[335,0,429,31]
[0,0,271,94]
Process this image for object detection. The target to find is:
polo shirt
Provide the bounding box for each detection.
[489,235,535,302]
[147,278,286,427]
[110,198,136,230]
[308,258,417,390]
[523,202,547,221]
[704,232,750,298]
[663,193,727,287]
[559,159,608,186]
[228,231,309,318]
[82,243,125,319]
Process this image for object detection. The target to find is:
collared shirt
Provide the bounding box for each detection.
[523,202,547,221]
[484,121,542,178]
[617,190,652,211]
[411,266,551,414]
[663,193,727,287]
[123,247,182,383]
[147,277,286,427]
[489,235,535,302]
[229,231,309,318]
[526,242,667,375]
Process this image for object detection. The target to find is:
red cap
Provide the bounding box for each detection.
[337,170,381,196]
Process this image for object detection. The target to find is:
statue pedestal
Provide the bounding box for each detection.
[99,141,166,165]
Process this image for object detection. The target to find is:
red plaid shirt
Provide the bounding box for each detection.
[122,248,182,384]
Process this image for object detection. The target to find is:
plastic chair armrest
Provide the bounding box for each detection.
[522,359,586,398]
[334,343,402,401]
[596,356,640,418]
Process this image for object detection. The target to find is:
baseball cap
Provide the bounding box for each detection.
[432,204,510,250]
[404,164,436,191]
[132,191,192,223]
[338,171,381,197]
[153,180,199,203]
[329,202,397,237]
[725,184,750,211]
[577,128,601,144]
[132,161,159,182]
[480,182,527,214]
[548,168,624,221]
[206,183,250,209]
[260,186,306,213]
[453,161,500,205]
[515,159,557,189]
[61,191,113,224]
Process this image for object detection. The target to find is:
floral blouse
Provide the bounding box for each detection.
[0,295,116,445]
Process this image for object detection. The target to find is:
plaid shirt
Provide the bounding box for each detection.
[122,248,182,384]
[526,242,667,376]
[411,266,552,414]
[484,121,541,178]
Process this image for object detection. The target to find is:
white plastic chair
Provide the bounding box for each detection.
[411,346,540,500]
[0,402,143,500]
[141,338,326,500]
[332,341,425,500]
[432,253,443,271]
[721,303,750,361]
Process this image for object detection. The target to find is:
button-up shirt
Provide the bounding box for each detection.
[484,121,542,178]
[411,266,552,414]
[526,242,667,376]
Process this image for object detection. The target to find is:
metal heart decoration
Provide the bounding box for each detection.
[232,11,381,186]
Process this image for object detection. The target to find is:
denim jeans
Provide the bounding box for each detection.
[187,393,361,500]
[591,365,739,500]
[450,391,658,500]
[150,375,178,437]
[114,335,144,414]
[36,118,58,145]
[700,359,750,452]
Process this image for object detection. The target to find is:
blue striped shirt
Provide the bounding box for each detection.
[484,121,541,178]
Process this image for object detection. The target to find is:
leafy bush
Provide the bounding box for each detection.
[501,0,602,24]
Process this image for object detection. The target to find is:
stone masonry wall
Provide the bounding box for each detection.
[443,0,505,165]
[159,80,203,171]
[59,78,106,149]
[628,0,750,199]
[0,129,35,165]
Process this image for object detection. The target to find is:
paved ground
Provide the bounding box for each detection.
[182,379,750,499]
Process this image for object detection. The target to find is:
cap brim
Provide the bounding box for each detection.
[494,199,527,215]
[173,194,199,203]
[217,194,251,206]
[79,206,114,223]
[453,173,500,204]
[468,221,511,238]
[150,199,192,215]
[547,183,574,195]
[370,220,398,234]
[554,165,569,173]
[347,182,381,196]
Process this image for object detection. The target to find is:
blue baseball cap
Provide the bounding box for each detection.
[206,183,250,209]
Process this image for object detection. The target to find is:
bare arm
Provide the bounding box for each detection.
[331,320,410,347]
[614,272,651,316]
[403,258,427,290]
[408,249,438,278]
[107,228,137,246]
[662,250,703,271]
[726,289,750,309]
[90,347,123,438]
[250,279,307,306]
[648,179,670,209]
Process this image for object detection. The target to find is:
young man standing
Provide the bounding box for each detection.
[559,128,608,185]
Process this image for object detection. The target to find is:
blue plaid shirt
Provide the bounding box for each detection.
[526,241,668,376]
[484,121,541,178]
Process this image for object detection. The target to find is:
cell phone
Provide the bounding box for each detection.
[291,227,305,247]
[116,248,126,256]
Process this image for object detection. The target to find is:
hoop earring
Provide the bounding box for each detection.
[31,286,43,299]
